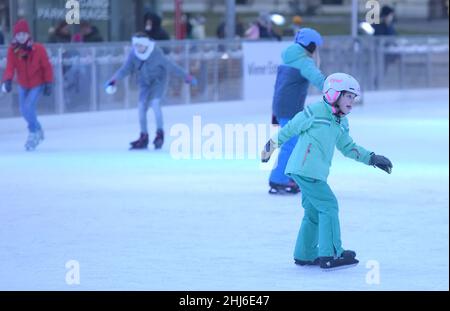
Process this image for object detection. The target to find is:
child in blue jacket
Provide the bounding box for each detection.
[269,28,326,194]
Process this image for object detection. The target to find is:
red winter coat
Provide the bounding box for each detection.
[2,19,53,89]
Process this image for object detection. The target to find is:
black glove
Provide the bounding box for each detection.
[43,83,52,96]
[2,80,12,93]
[370,153,393,174]
[272,114,279,126]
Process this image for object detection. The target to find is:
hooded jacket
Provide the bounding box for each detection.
[2,19,53,88]
[82,25,103,42]
[144,12,170,41]
[272,44,325,119]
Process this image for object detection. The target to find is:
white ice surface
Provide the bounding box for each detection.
[0,88,448,291]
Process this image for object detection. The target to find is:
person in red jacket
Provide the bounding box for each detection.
[2,19,54,151]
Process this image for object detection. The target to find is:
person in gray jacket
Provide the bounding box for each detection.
[106,33,197,150]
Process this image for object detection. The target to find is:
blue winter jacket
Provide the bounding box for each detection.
[272,44,325,119]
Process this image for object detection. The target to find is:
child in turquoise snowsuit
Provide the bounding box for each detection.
[262,73,393,269]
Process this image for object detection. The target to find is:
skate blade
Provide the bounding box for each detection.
[268,189,299,195]
[129,148,148,151]
[295,263,320,268]
[321,263,359,272]
[25,144,36,151]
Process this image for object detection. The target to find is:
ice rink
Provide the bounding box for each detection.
[0,88,448,291]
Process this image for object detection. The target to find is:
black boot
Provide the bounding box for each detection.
[294,258,320,266]
[320,251,359,271]
[130,133,149,150]
[268,181,300,195]
[341,250,356,259]
[153,129,164,150]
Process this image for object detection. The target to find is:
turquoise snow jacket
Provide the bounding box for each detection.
[273,100,373,181]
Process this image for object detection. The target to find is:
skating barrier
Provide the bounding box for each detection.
[0,36,448,118]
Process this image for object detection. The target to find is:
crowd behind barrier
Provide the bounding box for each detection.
[0,36,448,118]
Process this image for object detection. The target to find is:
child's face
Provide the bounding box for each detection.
[134,43,148,54]
[15,32,29,44]
[145,20,153,31]
[384,13,395,25]
[336,92,357,115]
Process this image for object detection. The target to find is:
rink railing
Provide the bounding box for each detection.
[0,36,448,118]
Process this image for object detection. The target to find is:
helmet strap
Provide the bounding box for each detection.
[333,103,345,116]
[299,42,317,54]
[324,92,344,116]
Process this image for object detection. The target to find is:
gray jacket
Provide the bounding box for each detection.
[114,45,188,100]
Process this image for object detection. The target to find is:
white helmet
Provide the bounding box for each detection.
[323,73,361,104]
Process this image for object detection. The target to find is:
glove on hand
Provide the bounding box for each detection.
[369,153,393,174]
[272,114,279,126]
[105,80,117,95]
[2,80,12,93]
[261,139,277,163]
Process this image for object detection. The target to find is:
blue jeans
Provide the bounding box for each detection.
[18,85,44,133]
[139,96,163,133]
[269,117,299,185]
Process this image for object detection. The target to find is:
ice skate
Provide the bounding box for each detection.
[320,251,359,271]
[25,129,44,151]
[129,133,149,150]
[294,258,320,266]
[153,129,164,150]
[36,128,45,143]
[24,133,39,151]
[268,181,300,195]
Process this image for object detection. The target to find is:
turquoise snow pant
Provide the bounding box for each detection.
[290,175,345,260]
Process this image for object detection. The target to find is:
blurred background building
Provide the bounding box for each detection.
[0,0,448,118]
[0,0,448,43]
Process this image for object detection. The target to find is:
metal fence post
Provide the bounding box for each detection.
[368,39,376,91]
[213,42,219,102]
[56,47,65,114]
[185,41,191,105]
[376,37,385,91]
[426,38,432,88]
[399,50,404,89]
[124,46,130,109]
[91,47,98,111]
